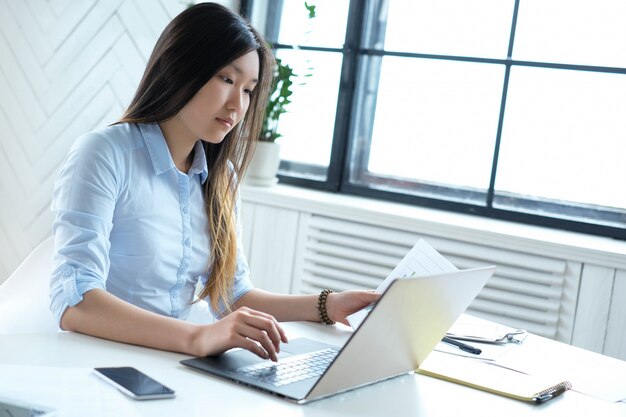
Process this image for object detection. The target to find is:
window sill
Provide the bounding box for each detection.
[241,183,626,270]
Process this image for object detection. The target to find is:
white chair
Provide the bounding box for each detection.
[0,237,58,333]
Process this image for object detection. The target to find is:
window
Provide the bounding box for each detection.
[245,0,626,239]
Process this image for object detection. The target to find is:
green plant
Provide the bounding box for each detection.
[260,59,295,142]
[259,2,316,142]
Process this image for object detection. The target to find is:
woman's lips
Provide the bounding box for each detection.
[216,117,233,128]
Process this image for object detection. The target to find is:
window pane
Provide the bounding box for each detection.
[514,0,626,67]
[273,49,342,172]
[372,0,514,58]
[496,66,626,222]
[350,57,504,200]
[276,0,349,48]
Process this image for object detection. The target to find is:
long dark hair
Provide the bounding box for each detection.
[118,2,273,312]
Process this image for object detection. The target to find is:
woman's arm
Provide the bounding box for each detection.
[61,289,287,361]
[233,288,380,326]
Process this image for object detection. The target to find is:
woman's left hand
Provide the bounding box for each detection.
[325,290,381,326]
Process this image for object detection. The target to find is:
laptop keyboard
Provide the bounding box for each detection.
[233,348,339,387]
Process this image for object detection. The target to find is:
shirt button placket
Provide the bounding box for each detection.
[173,173,193,317]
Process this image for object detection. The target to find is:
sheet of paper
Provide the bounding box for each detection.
[376,239,458,293]
[418,351,570,402]
[494,337,626,402]
[434,339,518,361]
[347,239,457,329]
[445,314,527,344]
[0,364,141,417]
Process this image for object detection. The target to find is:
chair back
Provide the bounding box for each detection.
[0,237,57,333]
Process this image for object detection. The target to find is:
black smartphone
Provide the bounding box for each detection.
[93,367,176,400]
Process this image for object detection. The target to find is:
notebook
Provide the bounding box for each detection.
[417,351,572,403]
[180,265,495,403]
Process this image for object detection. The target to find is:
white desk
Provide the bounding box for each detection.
[1,322,625,417]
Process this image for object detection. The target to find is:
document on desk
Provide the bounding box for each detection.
[347,239,457,329]
[494,336,626,402]
[0,364,141,417]
[417,351,572,403]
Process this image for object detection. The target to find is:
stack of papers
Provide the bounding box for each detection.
[347,239,457,329]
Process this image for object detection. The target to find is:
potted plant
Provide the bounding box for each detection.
[244,58,296,186]
[244,2,316,187]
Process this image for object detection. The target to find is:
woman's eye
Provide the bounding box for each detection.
[222,76,234,84]
[244,89,254,95]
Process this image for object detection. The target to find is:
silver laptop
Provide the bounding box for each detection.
[180,266,495,403]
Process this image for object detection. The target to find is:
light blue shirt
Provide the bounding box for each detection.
[49,123,253,325]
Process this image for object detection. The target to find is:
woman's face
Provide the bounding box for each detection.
[176,50,260,144]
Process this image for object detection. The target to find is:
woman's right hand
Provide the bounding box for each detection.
[189,307,288,361]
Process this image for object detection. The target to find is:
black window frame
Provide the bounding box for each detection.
[242,0,626,240]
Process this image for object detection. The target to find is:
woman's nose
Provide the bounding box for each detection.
[226,90,245,113]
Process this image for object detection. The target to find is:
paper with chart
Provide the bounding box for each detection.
[346,239,458,329]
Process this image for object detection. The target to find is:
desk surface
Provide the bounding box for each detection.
[1,322,625,417]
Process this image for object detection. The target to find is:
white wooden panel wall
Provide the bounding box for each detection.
[604,269,626,359]
[242,202,299,294]
[0,0,237,284]
[572,265,615,352]
[574,265,626,359]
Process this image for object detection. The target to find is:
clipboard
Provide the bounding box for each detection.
[417,352,571,403]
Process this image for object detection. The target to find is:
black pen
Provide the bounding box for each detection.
[442,336,482,355]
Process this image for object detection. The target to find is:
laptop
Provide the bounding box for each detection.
[180,266,495,403]
[0,396,56,417]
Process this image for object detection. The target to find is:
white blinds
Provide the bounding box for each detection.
[292,214,580,342]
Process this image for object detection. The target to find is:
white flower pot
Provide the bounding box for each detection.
[244,141,280,187]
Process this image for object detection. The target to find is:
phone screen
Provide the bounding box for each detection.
[94,367,175,400]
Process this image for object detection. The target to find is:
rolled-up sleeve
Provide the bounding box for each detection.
[49,132,119,326]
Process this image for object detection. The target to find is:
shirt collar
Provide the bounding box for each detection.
[139,123,208,184]
[189,140,209,184]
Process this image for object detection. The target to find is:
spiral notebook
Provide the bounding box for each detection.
[417,352,571,403]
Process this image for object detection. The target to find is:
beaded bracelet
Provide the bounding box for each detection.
[318,289,335,325]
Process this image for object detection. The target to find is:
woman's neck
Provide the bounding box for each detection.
[159,118,197,173]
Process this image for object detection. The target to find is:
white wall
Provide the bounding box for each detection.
[0,0,237,283]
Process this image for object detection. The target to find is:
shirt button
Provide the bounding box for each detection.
[182,206,189,214]
[63,266,72,277]
[184,239,191,247]
[172,291,179,298]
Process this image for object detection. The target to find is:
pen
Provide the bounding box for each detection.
[442,336,482,355]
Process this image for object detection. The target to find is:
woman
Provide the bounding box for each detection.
[49,3,377,362]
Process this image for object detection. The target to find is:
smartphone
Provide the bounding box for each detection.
[93,367,176,400]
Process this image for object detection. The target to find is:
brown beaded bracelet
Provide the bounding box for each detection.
[318,289,335,325]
